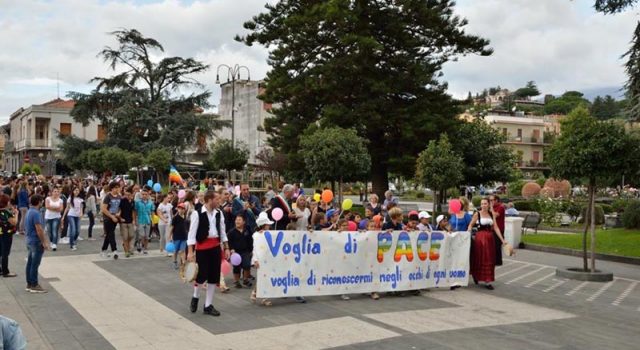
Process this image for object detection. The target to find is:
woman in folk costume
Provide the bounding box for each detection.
[268,184,296,230]
[467,198,507,290]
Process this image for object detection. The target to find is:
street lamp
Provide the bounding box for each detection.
[216,64,251,147]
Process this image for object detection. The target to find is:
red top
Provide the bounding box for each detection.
[493,203,505,233]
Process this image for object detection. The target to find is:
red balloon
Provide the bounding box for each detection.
[321,189,334,203]
[221,259,232,276]
[347,221,357,231]
[449,199,462,214]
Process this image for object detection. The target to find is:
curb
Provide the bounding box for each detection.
[556,267,613,282]
[522,243,640,266]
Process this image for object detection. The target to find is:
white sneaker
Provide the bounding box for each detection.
[51,243,57,251]
[77,236,84,241]
[71,246,77,251]
[113,251,119,260]
[341,294,350,300]
[60,237,70,244]
[100,251,110,258]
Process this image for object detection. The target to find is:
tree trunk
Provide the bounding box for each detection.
[432,191,437,226]
[339,177,343,210]
[582,195,591,272]
[370,151,389,201]
[590,179,597,272]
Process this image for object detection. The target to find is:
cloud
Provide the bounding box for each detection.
[0,0,637,123]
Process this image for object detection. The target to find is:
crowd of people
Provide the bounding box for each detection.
[0,173,511,316]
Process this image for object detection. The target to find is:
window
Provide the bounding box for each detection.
[532,129,540,142]
[60,123,72,136]
[97,125,106,142]
[517,129,522,138]
[502,128,507,137]
[532,151,540,163]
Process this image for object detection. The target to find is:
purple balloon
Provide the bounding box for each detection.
[230,253,242,266]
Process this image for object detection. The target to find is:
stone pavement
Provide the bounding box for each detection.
[1,218,640,349]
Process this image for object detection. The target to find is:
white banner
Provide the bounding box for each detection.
[253,230,471,298]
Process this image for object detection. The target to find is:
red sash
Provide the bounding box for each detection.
[195,237,220,251]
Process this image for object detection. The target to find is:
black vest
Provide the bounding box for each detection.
[196,209,222,243]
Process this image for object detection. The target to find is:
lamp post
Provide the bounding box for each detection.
[216,64,251,147]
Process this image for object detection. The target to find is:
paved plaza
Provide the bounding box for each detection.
[1,218,640,349]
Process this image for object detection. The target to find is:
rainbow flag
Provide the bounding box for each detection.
[169,165,183,185]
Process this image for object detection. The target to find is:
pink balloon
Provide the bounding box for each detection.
[178,189,186,199]
[347,221,357,231]
[230,253,242,266]
[272,207,284,221]
[221,259,232,276]
[449,199,462,214]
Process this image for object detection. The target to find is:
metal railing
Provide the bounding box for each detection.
[15,138,54,150]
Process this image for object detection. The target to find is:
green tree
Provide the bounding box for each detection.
[591,95,620,120]
[451,119,516,186]
[594,0,637,13]
[237,0,492,197]
[66,29,229,156]
[145,148,173,184]
[58,134,102,171]
[415,134,464,223]
[19,164,41,175]
[102,147,130,175]
[547,106,640,272]
[513,81,540,99]
[205,139,250,180]
[544,91,590,115]
[299,127,371,204]
[127,152,145,184]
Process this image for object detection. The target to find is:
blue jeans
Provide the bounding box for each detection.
[46,218,60,245]
[67,216,80,247]
[26,243,44,286]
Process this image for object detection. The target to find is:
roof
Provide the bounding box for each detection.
[39,98,75,109]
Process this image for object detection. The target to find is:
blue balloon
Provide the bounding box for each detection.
[153,183,162,192]
[165,241,176,253]
[146,179,153,187]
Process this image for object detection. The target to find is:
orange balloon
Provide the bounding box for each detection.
[321,189,334,203]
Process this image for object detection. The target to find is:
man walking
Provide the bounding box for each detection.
[187,191,230,316]
[25,194,50,293]
[100,182,121,259]
[134,189,155,255]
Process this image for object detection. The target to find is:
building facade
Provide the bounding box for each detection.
[3,98,104,175]
[218,80,271,164]
[484,113,549,172]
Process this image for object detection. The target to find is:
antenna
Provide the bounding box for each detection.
[56,72,60,99]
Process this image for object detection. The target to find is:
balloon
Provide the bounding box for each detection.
[153,183,162,193]
[313,193,321,202]
[146,179,153,187]
[272,207,284,221]
[165,241,176,253]
[221,259,232,276]
[230,253,242,266]
[321,189,333,203]
[347,221,357,231]
[342,198,353,211]
[449,199,462,214]
[178,189,186,199]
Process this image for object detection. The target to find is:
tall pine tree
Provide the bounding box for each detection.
[237,0,491,196]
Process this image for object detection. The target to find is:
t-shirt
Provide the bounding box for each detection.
[103,193,121,215]
[25,207,44,245]
[227,226,253,253]
[171,214,187,241]
[382,221,403,230]
[157,203,173,224]
[0,209,15,235]
[67,197,84,217]
[118,197,134,224]
[134,199,155,225]
[449,213,472,232]
[44,197,63,220]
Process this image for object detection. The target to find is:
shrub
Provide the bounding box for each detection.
[416,192,425,199]
[601,204,614,214]
[507,180,525,197]
[612,198,631,213]
[578,205,605,225]
[513,200,538,212]
[535,177,546,187]
[561,200,582,218]
[622,200,640,229]
[521,182,541,198]
[471,196,482,208]
[536,197,563,225]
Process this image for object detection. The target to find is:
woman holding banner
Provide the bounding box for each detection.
[467,198,507,290]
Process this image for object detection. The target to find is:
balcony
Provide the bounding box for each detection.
[505,136,547,145]
[15,138,54,151]
[515,160,549,169]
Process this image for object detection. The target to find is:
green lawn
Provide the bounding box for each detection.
[523,228,640,258]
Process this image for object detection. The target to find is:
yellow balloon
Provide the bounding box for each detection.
[342,198,353,210]
[313,193,321,202]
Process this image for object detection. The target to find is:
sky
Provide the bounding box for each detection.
[0,0,638,123]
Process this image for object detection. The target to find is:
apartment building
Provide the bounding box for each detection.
[484,113,549,171]
[3,98,104,175]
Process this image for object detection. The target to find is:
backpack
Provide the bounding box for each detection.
[195,209,222,243]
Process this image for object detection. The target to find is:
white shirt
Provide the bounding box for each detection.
[187,206,228,246]
[45,197,63,220]
[293,207,311,231]
[67,197,84,217]
[157,202,173,224]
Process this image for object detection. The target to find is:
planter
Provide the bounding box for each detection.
[555,267,613,282]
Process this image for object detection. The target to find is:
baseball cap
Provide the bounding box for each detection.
[436,215,446,226]
[326,209,338,219]
[418,211,431,219]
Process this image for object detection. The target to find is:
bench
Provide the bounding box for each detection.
[522,212,541,235]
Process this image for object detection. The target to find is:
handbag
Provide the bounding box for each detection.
[503,243,515,257]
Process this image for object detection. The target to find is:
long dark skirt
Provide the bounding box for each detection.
[493,231,503,266]
[470,229,496,283]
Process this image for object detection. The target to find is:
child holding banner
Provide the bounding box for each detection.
[252,212,273,306]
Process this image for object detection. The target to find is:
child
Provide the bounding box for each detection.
[169,203,188,274]
[382,207,404,231]
[227,215,253,288]
[417,211,432,232]
[336,219,352,300]
[311,212,326,231]
[405,212,419,231]
[252,212,274,306]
